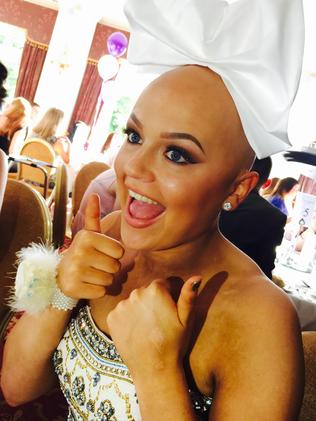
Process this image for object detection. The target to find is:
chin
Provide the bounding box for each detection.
[120,220,161,251]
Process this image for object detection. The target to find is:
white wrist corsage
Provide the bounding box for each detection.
[9,243,78,314]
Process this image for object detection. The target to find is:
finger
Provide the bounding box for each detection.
[76,229,124,260]
[84,194,101,232]
[61,282,106,300]
[80,267,114,286]
[177,276,202,327]
[92,234,124,260]
[76,283,106,299]
[86,250,121,274]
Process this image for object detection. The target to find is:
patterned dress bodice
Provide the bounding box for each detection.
[54,306,212,420]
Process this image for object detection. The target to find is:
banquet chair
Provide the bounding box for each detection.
[0,149,8,213]
[299,331,316,421]
[17,138,56,198]
[51,164,68,248]
[0,179,52,322]
[72,161,109,217]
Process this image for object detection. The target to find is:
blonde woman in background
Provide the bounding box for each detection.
[30,107,71,164]
[260,177,280,199]
[0,97,31,155]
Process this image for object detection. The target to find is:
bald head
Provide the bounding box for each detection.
[135,65,254,176]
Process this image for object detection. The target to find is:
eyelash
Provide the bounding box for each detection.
[123,127,195,165]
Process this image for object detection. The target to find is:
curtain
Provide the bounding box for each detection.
[14,38,48,103]
[68,59,102,132]
[299,175,316,195]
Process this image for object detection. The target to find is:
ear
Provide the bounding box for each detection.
[224,171,259,210]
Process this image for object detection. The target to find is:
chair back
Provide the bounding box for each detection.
[17,138,56,198]
[52,164,68,248]
[0,180,52,320]
[299,331,316,420]
[0,149,8,212]
[72,161,109,217]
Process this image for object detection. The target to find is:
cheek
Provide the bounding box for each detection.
[114,146,127,179]
[161,173,223,217]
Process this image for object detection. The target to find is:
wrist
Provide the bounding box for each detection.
[132,359,184,384]
[10,243,78,314]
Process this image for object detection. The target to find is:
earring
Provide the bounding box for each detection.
[222,202,232,211]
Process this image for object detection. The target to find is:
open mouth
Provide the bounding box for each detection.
[125,189,166,228]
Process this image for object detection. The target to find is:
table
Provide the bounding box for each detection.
[273,263,316,331]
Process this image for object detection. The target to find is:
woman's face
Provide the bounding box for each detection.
[115,66,253,251]
[286,184,299,200]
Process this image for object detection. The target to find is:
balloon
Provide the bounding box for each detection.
[97,55,119,81]
[107,32,128,58]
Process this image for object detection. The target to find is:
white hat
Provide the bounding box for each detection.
[124,0,305,158]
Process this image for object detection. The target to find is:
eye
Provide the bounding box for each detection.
[165,146,195,164]
[123,128,142,145]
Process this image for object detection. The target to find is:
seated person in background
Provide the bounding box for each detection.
[72,168,119,237]
[259,176,280,198]
[267,177,299,216]
[30,107,71,164]
[219,157,287,279]
[0,97,31,155]
[0,62,8,110]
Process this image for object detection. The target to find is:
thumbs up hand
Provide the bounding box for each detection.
[107,275,202,380]
[57,194,124,300]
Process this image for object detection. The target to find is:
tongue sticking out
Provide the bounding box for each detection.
[129,199,165,220]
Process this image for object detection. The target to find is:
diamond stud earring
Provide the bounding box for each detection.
[222,202,232,211]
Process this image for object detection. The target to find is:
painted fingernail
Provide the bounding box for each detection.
[192,279,202,292]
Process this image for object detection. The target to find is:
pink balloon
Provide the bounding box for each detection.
[107,32,128,58]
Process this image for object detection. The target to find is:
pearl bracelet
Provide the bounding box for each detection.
[51,286,78,311]
[9,243,78,314]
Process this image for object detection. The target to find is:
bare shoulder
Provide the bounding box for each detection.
[209,273,302,355]
[201,273,304,420]
[100,210,121,240]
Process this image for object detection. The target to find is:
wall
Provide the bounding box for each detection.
[0,0,57,44]
[89,23,129,61]
[0,0,129,60]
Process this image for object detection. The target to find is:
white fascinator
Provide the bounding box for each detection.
[124,0,305,158]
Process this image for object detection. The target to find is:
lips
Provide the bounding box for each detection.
[125,192,166,228]
[129,197,165,220]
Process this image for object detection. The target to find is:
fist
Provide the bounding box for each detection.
[57,194,124,299]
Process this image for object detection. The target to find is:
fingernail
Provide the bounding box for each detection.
[192,279,202,292]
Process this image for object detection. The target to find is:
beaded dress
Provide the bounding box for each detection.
[54,306,212,420]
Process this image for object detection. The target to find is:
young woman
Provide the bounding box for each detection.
[30,107,71,164]
[267,177,299,217]
[0,96,31,155]
[1,65,304,421]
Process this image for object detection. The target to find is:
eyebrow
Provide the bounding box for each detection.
[130,112,143,128]
[160,132,205,153]
[130,112,204,153]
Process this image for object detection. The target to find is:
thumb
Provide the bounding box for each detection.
[177,276,202,327]
[84,194,102,232]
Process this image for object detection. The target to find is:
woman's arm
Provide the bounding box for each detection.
[1,195,124,406]
[1,308,71,406]
[53,137,70,164]
[133,364,196,421]
[107,277,202,421]
[8,128,26,155]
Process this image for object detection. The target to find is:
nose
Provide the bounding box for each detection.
[124,144,155,182]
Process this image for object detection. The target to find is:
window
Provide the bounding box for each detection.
[0,22,26,101]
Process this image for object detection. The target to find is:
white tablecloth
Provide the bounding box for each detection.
[273,263,316,331]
